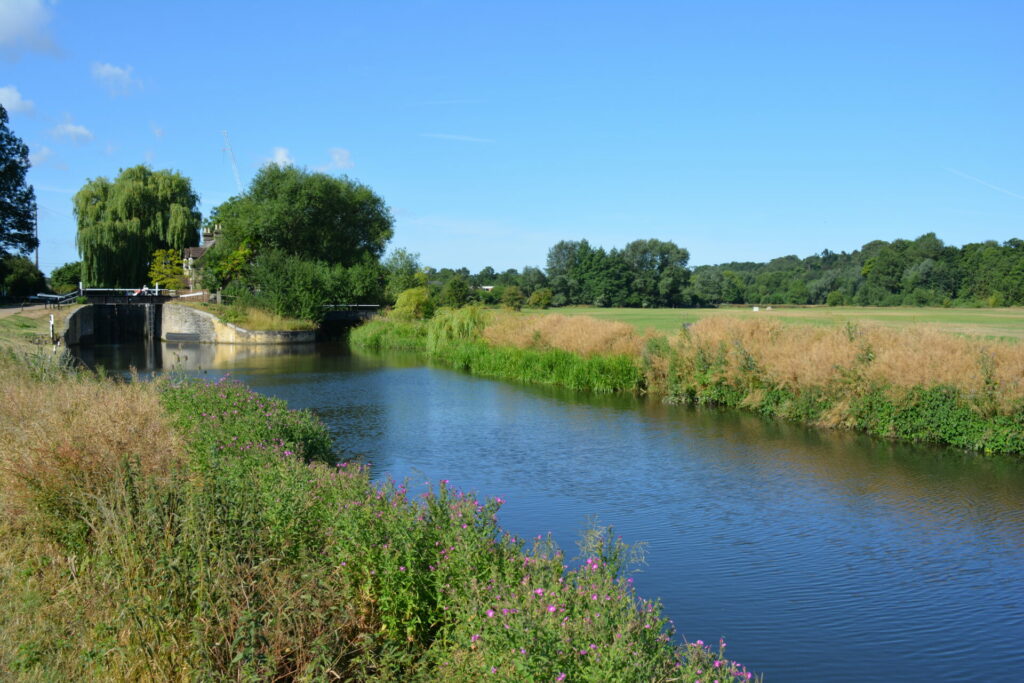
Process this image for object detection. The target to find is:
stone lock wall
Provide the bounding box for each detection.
[160,304,316,344]
[64,304,315,346]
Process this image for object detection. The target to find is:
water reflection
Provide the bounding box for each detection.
[71,341,1024,682]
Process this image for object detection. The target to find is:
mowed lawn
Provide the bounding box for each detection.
[540,305,1024,340]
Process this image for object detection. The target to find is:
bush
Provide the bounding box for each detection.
[393,286,434,320]
[501,285,525,311]
[527,287,554,309]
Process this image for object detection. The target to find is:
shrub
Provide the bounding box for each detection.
[393,286,435,320]
[501,285,525,311]
[528,287,554,309]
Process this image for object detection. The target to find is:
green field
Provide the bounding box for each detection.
[540,305,1024,339]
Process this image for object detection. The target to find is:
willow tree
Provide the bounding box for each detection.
[74,165,201,287]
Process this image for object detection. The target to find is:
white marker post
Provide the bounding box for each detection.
[49,314,55,344]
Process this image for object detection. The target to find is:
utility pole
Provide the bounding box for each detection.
[34,205,39,269]
[221,131,243,194]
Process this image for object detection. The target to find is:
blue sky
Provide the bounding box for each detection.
[2,0,1022,277]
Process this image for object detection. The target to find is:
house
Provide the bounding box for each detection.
[182,225,221,289]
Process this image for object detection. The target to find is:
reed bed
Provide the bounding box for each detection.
[349,315,428,351]
[674,317,1024,409]
[484,311,647,357]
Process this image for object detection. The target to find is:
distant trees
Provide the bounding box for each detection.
[74,165,201,287]
[544,238,691,307]
[438,275,470,308]
[681,232,1024,308]
[417,230,1024,311]
[383,248,422,302]
[0,104,38,260]
[49,261,82,294]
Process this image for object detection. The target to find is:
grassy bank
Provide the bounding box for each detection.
[0,303,80,352]
[0,349,756,681]
[353,309,1024,455]
[544,305,1024,340]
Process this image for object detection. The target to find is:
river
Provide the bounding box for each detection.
[75,341,1024,682]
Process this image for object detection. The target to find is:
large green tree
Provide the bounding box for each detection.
[50,261,82,294]
[211,165,393,268]
[0,104,38,259]
[620,239,690,306]
[2,255,45,297]
[74,165,201,287]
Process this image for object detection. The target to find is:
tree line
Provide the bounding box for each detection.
[416,232,1024,310]
[5,102,1024,314]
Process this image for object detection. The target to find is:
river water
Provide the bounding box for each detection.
[76,341,1024,682]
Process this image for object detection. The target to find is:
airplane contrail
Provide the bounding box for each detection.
[943,167,1024,200]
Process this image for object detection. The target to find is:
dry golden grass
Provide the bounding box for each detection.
[483,312,647,357]
[0,353,183,524]
[673,317,1024,408]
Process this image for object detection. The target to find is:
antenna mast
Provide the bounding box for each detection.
[221,130,243,193]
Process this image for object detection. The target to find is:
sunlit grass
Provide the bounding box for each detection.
[544,305,1024,340]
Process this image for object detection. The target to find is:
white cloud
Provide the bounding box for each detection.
[52,120,94,143]
[421,132,494,143]
[316,147,354,171]
[269,146,294,167]
[91,62,140,95]
[29,144,52,165]
[151,123,165,139]
[0,85,34,113]
[0,0,56,59]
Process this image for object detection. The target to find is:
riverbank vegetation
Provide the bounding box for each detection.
[352,308,1024,455]
[0,350,756,680]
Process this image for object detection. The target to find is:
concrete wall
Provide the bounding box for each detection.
[64,304,315,346]
[161,304,315,344]
[63,304,155,345]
